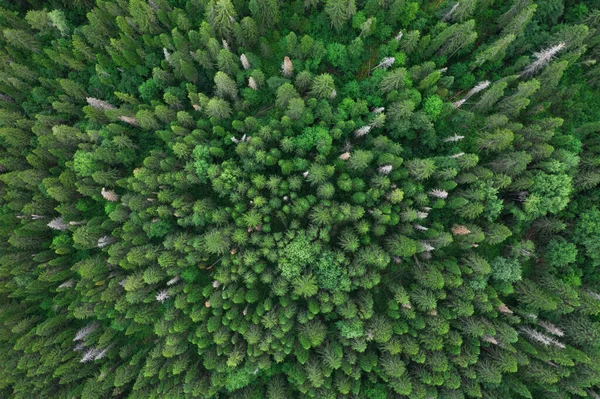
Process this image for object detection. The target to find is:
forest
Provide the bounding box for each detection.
[2,0,600,398]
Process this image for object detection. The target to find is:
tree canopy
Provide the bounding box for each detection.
[1,0,600,398]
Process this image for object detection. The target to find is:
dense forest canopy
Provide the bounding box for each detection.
[2,0,600,398]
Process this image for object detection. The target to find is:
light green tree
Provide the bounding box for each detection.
[325,0,356,31]
[206,0,237,40]
[205,98,232,120]
[214,72,238,100]
[310,74,336,99]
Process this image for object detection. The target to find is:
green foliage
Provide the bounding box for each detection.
[379,68,408,93]
[193,145,212,182]
[214,72,238,100]
[279,232,320,279]
[129,0,157,33]
[490,257,522,283]
[295,126,332,155]
[275,83,300,109]
[207,0,237,40]
[292,273,319,297]
[325,0,356,32]
[138,78,160,101]
[72,151,96,177]
[545,238,578,268]
[310,74,336,99]
[203,229,231,255]
[524,173,572,218]
[314,251,350,291]
[574,207,600,269]
[205,98,232,120]
[386,234,419,257]
[1,1,600,398]
[249,0,280,29]
[326,43,348,68]
[423,95,444,119]
[347,150,373,171]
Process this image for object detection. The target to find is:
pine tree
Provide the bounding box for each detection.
[217,49,239,75]
[310,74,336,99]
[205,98,232,120]
[206,0,237,40]
[249,0,280,30]
[446,0,478,23]
[475,128,514,152]
[237,17,258,48]
[489,151,532,175]
[473,34,516,68]
[426,20,477,58]
[3,29,39,52]
[379,68,408,93]
[275,83,300,109]
[47,10,69,36]
[405,159,436,180]
[501,4,537,37]
[214,72,238,100]
[325,0,356,32]
[129,0,159,34]
[535,60,569,99]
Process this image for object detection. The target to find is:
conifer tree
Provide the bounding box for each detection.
[249,0,280,30]
[310,74,336,99]
[130,0,159,34]
[206,0,237,40]
[325,0,356,32]
[473,34,516,68]
[214,71,238,100]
